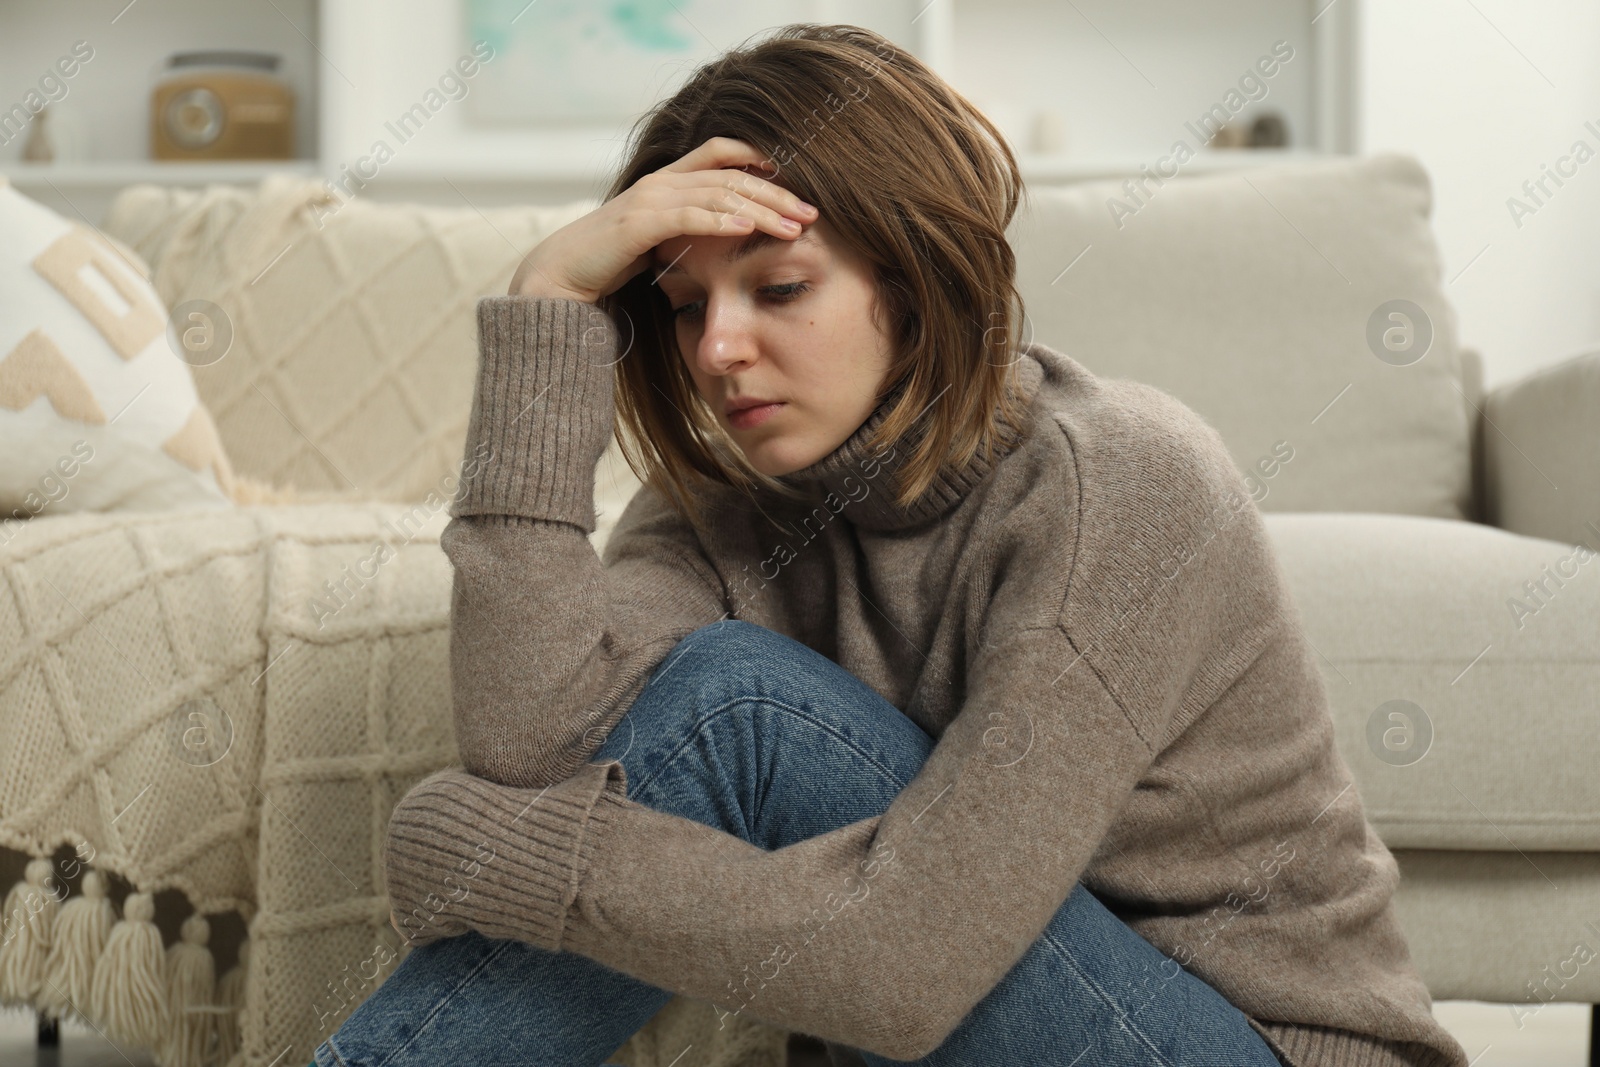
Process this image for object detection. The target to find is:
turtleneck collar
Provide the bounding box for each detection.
[768,346,1047,532]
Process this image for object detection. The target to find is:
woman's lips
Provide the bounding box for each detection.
[727,402,784,429]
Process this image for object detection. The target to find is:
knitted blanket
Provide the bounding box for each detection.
[0,499,786,1067]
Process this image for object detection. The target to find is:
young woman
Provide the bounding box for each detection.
[315,24,1469,1067]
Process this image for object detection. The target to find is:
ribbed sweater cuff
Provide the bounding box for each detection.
[383,760,628,953]
[1250,1017,1463,1067]
[451,296,618,532]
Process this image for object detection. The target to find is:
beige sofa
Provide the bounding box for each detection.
[1007,154,1600,1031]
[3,149,1596,1066]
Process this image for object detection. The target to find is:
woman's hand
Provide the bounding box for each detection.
[382,766,619,954]
[507,135,820,302]
[382,771,481,950]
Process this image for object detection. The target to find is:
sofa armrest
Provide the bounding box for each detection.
[1458,346,1488,525]
[1482,346,1600,548]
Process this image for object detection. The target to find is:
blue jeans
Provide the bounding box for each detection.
[315,619,1286,1067]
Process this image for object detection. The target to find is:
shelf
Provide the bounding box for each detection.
[2,161,321,189]
[0,146,1336,204]
[1,0,1356,220]
[384,147,1333,184]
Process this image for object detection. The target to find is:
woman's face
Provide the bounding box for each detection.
[650,209,895,478]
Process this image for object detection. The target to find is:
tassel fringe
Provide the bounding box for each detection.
[162,913,216,1067]
[35,868,115,1021]
[0,858,61,1007]
[215,938,249,1066]
[0,851,252,1067]
[89,889,170,1050]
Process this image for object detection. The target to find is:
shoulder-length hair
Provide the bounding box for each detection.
[600,22,1032,532]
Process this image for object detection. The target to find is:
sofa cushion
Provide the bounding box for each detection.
[1388,849,1600,1003]
[0,178,237,519]
[1483,344,1600,549]
[1010,152,1474,521]
[1263,511,1600,850]
[102,178,598,508]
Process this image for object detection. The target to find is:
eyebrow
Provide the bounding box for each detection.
[652,228,816,277]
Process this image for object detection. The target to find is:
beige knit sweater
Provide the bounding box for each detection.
[381,296,1471,1067]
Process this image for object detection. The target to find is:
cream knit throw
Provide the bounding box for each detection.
[0,496,785,1066]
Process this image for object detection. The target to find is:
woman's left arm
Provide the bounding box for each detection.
[383,621,1167,1062]
[381,396,1289,1060]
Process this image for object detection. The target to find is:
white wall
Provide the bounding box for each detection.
[1359,0,1600,389]
[950,0,1318,160]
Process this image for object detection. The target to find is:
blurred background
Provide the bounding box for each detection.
[3,2,1599,1065]
[1,0,1596,388]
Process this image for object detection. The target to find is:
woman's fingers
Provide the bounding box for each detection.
[656,134,771,175]
[503,136,818,302]
[691,184,800,238]
[654,136,816,226]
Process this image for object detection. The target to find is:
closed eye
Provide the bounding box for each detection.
[672,282,811,320]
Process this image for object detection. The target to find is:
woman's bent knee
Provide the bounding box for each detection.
[586,620,941,850]
[641,619,833,708]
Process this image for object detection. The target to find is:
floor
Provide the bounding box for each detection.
[0,1001,1589,1065]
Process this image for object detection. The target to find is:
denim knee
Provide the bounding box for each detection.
[626,618,926,759]
[642,618,820,706]
[598,620,933,850]
[678,617,790,656]
[599,618,881,775]
[630,620,921,748]
[589,620,791,768]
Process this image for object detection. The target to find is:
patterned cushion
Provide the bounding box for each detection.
[0,178,236,522]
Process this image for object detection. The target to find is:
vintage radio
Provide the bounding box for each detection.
[151,51,294,160]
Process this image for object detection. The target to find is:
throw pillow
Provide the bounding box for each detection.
[0,177,238,532]
[101,177,641,532]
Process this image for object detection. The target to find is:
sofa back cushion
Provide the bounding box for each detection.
[1008,151,1474,520]
[107,151,1475,524]
[104,177,594,506]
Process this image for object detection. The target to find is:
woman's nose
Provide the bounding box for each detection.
[695,300,759,372]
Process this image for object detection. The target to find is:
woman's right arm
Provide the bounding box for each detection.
[442,295,727,790]
[444,135,816,788]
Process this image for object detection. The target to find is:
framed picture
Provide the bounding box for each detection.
[318,0,948,180]
[463,0,817,126]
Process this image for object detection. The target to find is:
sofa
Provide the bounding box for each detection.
[1,149,1595,1067]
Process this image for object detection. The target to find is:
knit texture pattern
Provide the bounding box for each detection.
[0,503,444,1061]
[0,497,781,1067]
[100,177,597,505]
[383,294,1473,1066]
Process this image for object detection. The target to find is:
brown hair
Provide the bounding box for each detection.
[600,22,1031,531]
